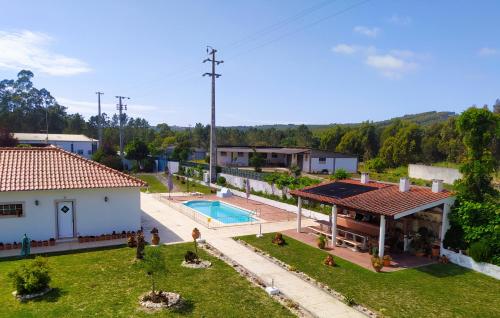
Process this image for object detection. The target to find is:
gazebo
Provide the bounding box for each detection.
[290,173,455,258]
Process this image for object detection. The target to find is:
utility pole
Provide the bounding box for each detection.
[203,46,223,183]
[115,96,130,169]
[96,92,104,149]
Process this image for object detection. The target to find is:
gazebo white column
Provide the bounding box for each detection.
[378,215,386,258]
[296,197,302,232]
[440,202,451,250]
[331,204,338,247]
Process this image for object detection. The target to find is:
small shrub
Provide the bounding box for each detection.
[371,256,383,272]
[272,233,286,246]
[216,176,226,186]
[184,251,199,263]
[317,234,327,249]
[468,239,493,263]
[330,168,350,180]
[8,256,51,295]
[290,165,301,177]
[344,294,356,306]
[365,157,386,173]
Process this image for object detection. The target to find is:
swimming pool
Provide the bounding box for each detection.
[183,200,256,224]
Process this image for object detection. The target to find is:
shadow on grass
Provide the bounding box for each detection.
[0,244,127,263]
[27,287,66,303]
[414,263,471,278]
[171,298,195,315]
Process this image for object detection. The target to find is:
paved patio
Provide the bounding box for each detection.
[283,227,436,272]
[164,193,296,222]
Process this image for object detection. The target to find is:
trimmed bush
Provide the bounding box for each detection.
[468,239,493,263]
[8,257,51,295]
[330,168,349,180]
[216,176,226,186]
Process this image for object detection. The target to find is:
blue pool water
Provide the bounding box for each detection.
[183,200,256,224]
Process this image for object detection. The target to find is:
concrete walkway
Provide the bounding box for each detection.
[141,193,365,318]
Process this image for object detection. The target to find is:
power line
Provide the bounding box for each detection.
[203,46,223,182]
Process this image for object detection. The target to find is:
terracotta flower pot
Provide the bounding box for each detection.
[151,233,160,245]
[383,259,391,267]
[49,239,56,246]
[37,241,43,247]
[31,240,37,248]
[43,240,49,247]
[6,243,12,250]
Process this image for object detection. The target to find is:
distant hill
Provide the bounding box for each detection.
[224,111,456,131]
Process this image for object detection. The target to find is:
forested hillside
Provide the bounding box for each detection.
[1,70,499,170]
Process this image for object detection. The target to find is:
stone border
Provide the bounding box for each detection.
[139,291,182,310]
[200,243,312,318]
[181,260,212,269]
[12,288,52,301]
[235,239,378,318]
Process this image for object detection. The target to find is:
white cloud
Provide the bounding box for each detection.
[332,44,420,79]
[388,14,412,26]
[332,44,358,55]
[0,30,91,76]
[365,54,417,79]
[353,26,380,38]
[477,47,498,57]
[56,97,177,120]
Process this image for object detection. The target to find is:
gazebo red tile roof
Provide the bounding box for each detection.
[0,146,147,192]
[290,179,453,217]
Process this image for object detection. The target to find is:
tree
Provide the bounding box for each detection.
[125,140,150,170]
[0,128,18,147]
[378,121,423,167]
[249,149,265,172]
[140,248,166,295]
[169,141,192,162]
[92,142,122,171]
[446,107,500,265]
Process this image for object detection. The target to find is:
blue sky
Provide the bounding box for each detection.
[0,0,498,126]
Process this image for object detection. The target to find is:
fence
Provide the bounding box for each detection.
[156,193,259,228]
[441,248,500,280]
[220,167,268,181]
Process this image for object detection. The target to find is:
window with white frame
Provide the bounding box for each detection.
[0,203,24,217]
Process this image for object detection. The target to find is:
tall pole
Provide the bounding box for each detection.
[203,46,223,183]
[96,92,104,149]
[115,95,129,170]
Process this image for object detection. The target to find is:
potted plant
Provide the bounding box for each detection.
[100,234,105,241]
[5,243,12,250]
[324,254,335,267]
[43,240,49,247]
[78,236,84,243]
[31,240,37,248]
[272,233,286,246]
[371,256,384,272]
[383,255,392,267]
[112,231,117,239]
[192,228,200,256]
[121,231,127,239]
[49,238,56,246]
[431,243,440,258]
[37,240,43,247]
[89,236,95,242]
[317,234,327,249]
[0,243,4,251]
[105,234,112,240]
[151,227,160,245]
[128,234,137,247]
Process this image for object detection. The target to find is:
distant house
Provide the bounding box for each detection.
[216,146,358,173]
[0,146,146,243]
[13,133,99,159]
[165,146,207,161]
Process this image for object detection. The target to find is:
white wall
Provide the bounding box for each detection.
[0,187,141,242]
[409,164,461,184]
[334,158,358,173]
[22,140,96,159]
[217,151,249,166]
[310,157,334,173]
[441,248,500,280]
[219,173,284,197]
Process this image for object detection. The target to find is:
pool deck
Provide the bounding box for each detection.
[165,194,296,223]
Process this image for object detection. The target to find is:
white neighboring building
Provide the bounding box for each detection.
[13,133,99,159]
[216,146,358,173]
[0,146,146,243]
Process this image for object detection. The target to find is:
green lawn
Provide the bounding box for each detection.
[0,244,294,318]
[239,234,500,318]
[172,176,212,194]
[135,174,168,193]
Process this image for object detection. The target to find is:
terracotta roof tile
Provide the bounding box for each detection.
[0,146,147,192]
[290,179,453,217]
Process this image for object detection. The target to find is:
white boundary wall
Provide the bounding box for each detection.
[219,173,284,197]
[409,164,462,184]
[441,248,500,280]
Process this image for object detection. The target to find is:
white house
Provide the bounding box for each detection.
[13,133,99,159]
[0,146,146,243]
[216,146,358,173]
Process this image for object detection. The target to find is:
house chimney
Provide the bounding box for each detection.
[432,179,444,193]
[361,172,370,184]
[399,177,410,192]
